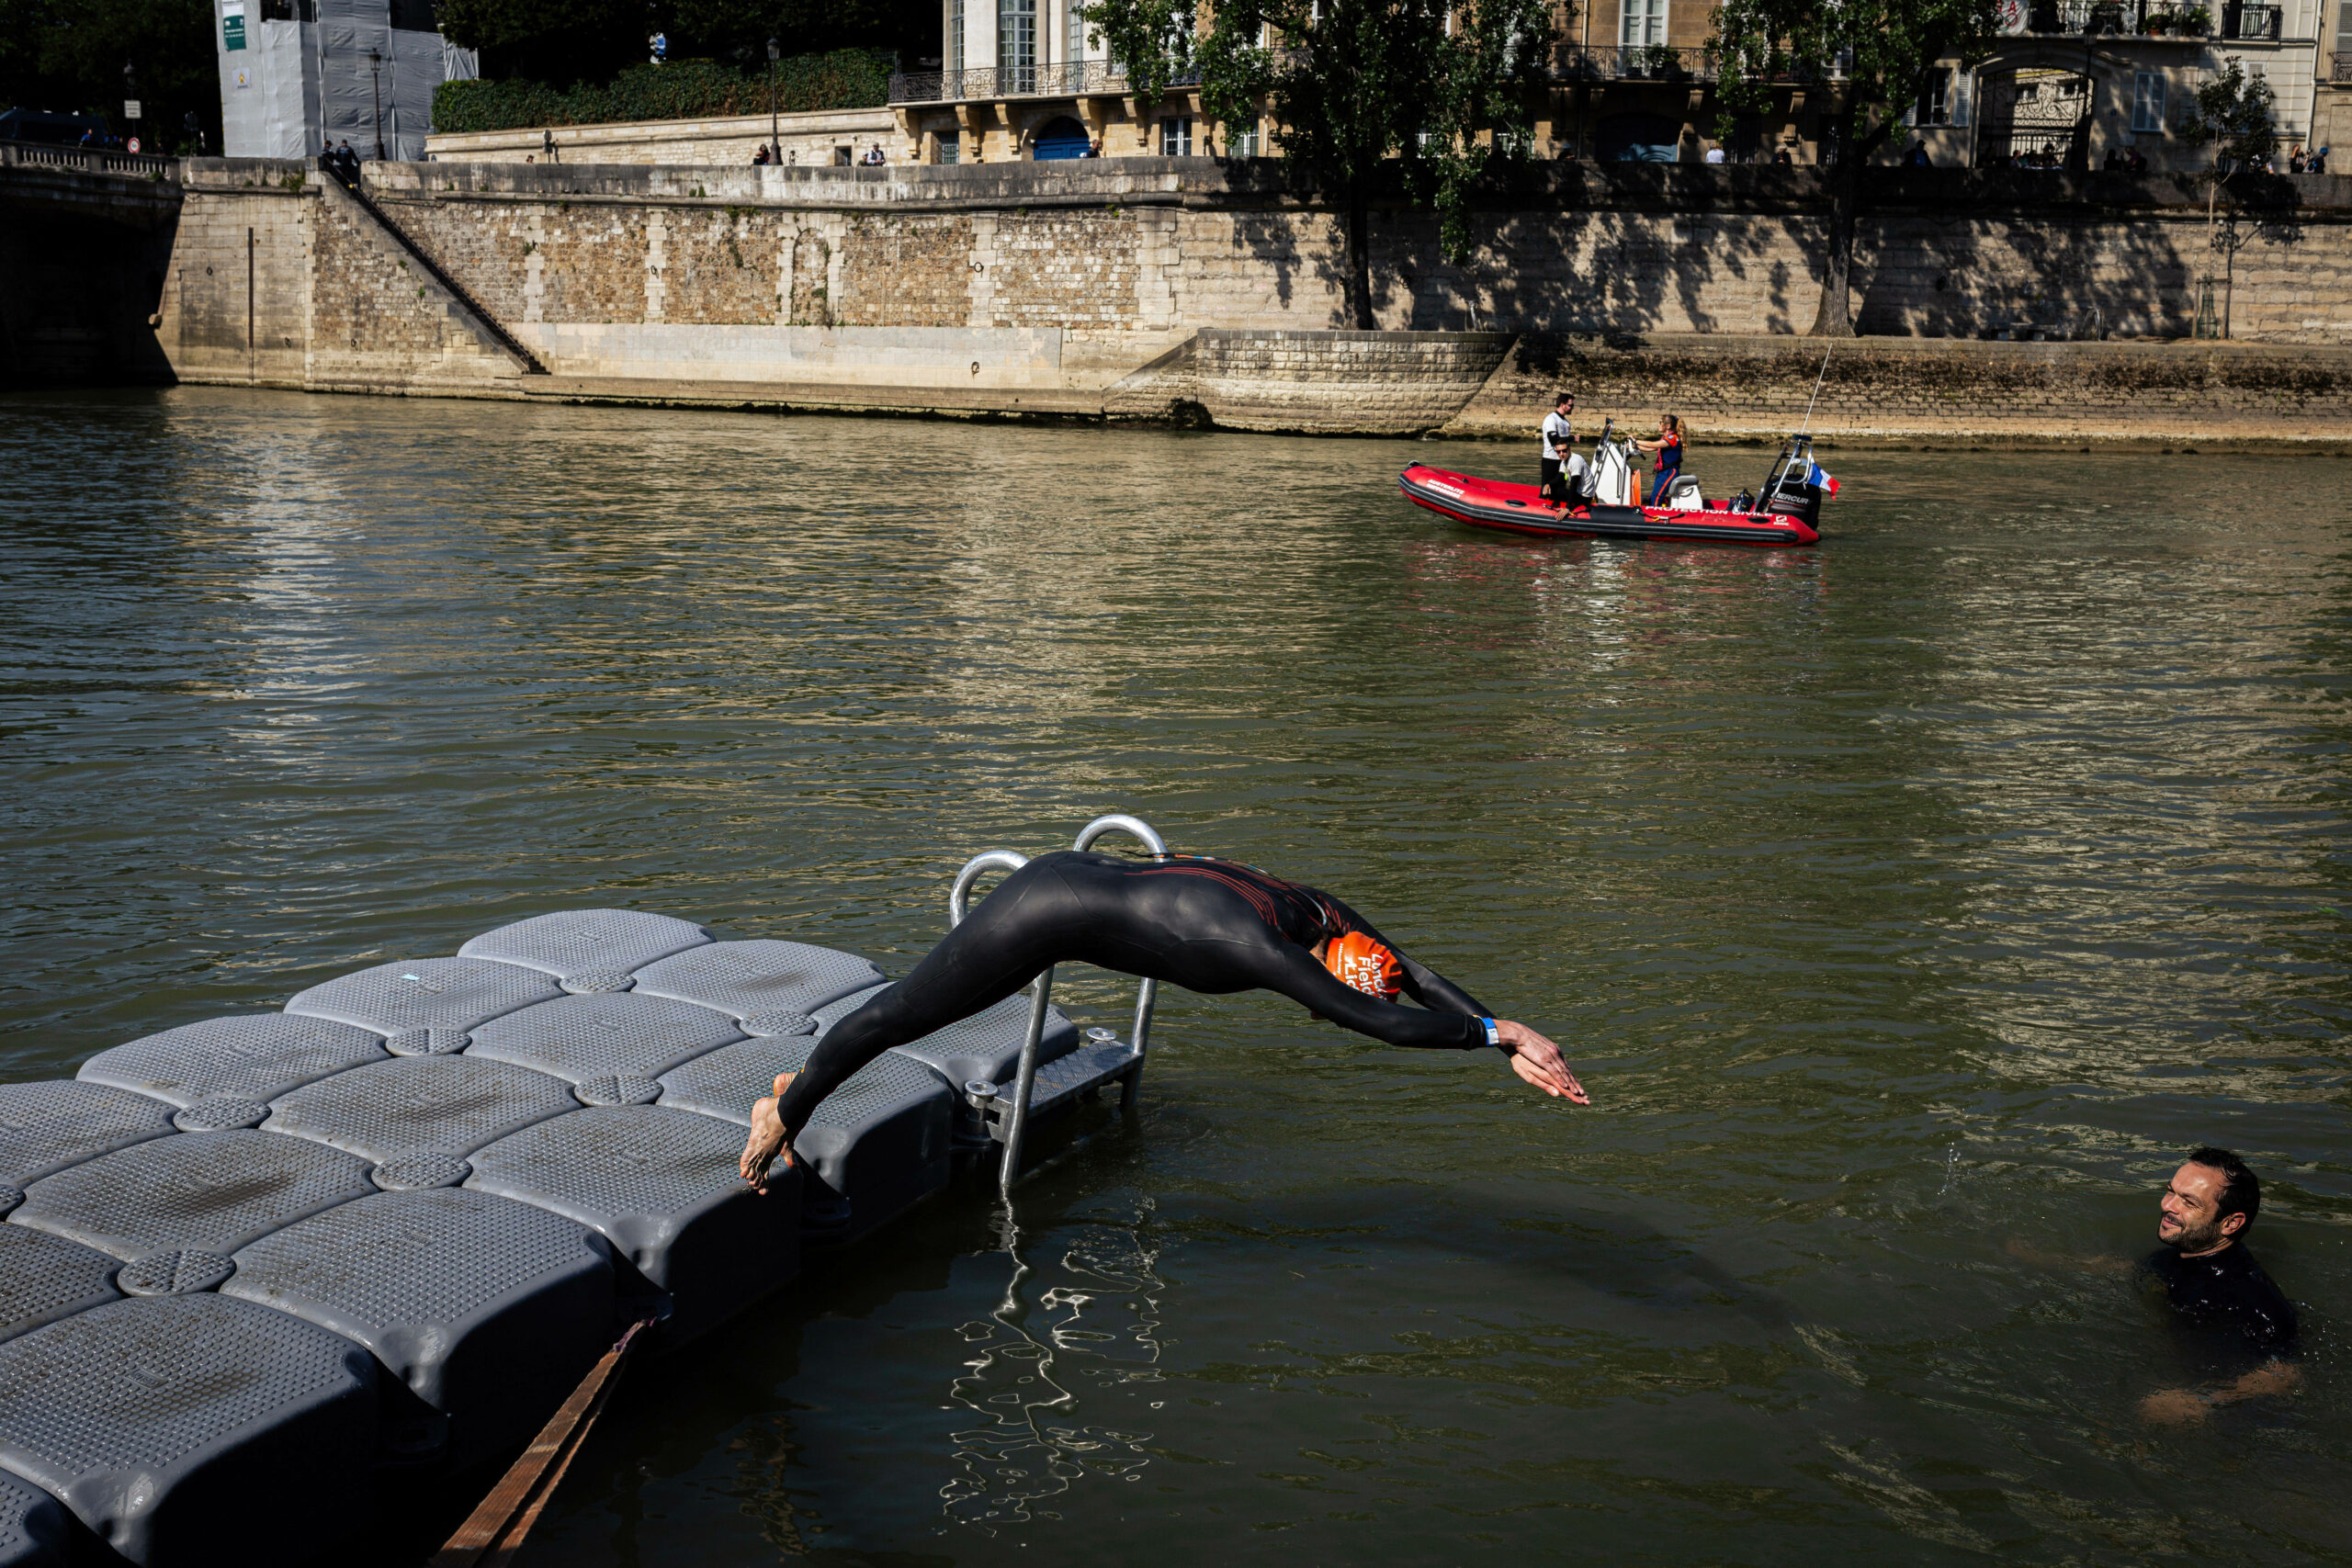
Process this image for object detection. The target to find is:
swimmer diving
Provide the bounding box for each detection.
[740,849,1589,1190]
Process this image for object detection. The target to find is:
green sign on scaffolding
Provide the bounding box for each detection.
[222,3,246,49]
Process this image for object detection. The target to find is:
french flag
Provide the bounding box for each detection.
[1804,460,1840,495]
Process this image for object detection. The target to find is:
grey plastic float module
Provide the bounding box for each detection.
[629,940,882,1028]
[651,981,882,1124]
[464,992,744,1085]
[0,1293,375,1567]
[284,956,562,1042]
[0,1467,62,1568]
[225,1188,614,1469]
[0,1082,175,1188]
[458,908,713,990]
[261,1055,577,1164]
[660,1038,950,1247]
[77,1014,386,1111]
[11,1130,374,1262]
[467,1105,798,1344]
[888,988,1082,1092]
[0,1225,120,1347]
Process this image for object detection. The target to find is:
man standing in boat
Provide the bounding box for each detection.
[739,850,1589,1191]
[1540,392,1577,505]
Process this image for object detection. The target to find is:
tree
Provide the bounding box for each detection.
[2174,57,2275,172]
[1710,0,1999,335]
[1151,0,1549,328]
[2174,59,2279,337]
[0,0,221,152]
[435,0,654,85]
[1080,0,1195,108]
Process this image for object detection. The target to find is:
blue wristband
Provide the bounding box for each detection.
[1478,1017,1501,1050]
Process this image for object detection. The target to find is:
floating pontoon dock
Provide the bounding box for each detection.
[0,818,1161,1566]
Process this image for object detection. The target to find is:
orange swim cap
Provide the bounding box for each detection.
[1323,931,1403,1000]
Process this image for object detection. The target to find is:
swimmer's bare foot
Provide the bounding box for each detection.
[740,1072,796,1194]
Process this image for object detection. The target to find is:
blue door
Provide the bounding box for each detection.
[1032,116,1091,159]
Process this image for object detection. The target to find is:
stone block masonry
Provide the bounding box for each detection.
[132,156,2352,441]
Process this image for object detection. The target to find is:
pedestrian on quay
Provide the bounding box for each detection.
[1539,392,1577,503]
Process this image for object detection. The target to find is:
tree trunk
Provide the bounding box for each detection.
[1807,95,1860,337]
[1347,192,1374,330]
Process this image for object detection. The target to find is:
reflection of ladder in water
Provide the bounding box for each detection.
[952,814,1165,1199]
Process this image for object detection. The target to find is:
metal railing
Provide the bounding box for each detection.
[889,60,1204,103]
[2335,50,2352,81]
[2221,0,2281,37]
[952,813,1165,1200]
[1555,44,1715,80]
[334,170,547,374]
[0,141,177,177]
[2019,0,2212,32]
[1546,44,1832,83]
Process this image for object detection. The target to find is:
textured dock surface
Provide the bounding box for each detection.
[0,910,1091,1566]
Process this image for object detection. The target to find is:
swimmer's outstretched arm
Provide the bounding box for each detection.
[1248,938,1589,1104]
[1320,897,1588,1103]
[2140,1359,2301,1426]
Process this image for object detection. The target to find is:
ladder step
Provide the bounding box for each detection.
[981,1040,1136,1140]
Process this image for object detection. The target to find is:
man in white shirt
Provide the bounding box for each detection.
[1703,144,1726,164]
[1540,392,1577,504]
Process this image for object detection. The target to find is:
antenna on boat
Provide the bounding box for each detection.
[1797,344,1832,437]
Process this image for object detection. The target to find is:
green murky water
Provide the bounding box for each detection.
[3,388,2348,1565]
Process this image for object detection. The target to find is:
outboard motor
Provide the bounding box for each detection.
[1764,483,1822,530]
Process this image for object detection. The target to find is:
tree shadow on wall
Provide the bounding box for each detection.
[1214,164,1815,333]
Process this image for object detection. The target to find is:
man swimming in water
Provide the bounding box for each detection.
[739,851,1589,1191]
[2010,1145,2299,1425]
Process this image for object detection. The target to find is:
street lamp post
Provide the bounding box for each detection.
[368,48,386,162]
[767,38,781,164]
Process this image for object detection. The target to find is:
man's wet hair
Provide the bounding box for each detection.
[2188,1146,2261,1231]
[1555,390,1573,406]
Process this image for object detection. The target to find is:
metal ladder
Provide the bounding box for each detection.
[949,814,1166,1198]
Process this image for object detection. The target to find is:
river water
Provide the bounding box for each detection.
[3,387,2348,1565]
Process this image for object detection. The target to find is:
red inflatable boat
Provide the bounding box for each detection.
[1398,429,1832,548]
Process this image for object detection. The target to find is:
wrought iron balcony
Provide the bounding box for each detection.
[2020,0,2213,34]
[2219,1,2281,37]
[2335,50,2352,80]
[1555,44,1716,80]
[888,60,1204,103]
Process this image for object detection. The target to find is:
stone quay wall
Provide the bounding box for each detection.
[120,156,2352,441]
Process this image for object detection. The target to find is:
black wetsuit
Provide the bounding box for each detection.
[772,851,1499,1134]
[2143,1243,2299,1365]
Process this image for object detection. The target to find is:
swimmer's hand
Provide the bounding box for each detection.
[2138,1388,2211,1427]
[1498,1021,1589,1104]
[739,1073,797,1194]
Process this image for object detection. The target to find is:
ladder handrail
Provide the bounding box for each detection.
[1070,816,1165,1071]
[954,815,1164,1200]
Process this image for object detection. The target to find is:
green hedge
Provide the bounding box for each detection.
[432,50,895,134]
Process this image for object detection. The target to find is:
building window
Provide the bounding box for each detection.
[950,0,965,73]
[1234,120,1261,156]
[1620,0,1666,48]
[939,128,960,163]
[1916,67,1952,125]
[1070,0,1089,58]
[1160,115,1192,154]
[2132,71,2165,131]
[999,0,1035,89]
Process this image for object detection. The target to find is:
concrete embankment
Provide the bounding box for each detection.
[11,152,2352,444]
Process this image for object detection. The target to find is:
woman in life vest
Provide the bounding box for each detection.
[1633,414,1684,506]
